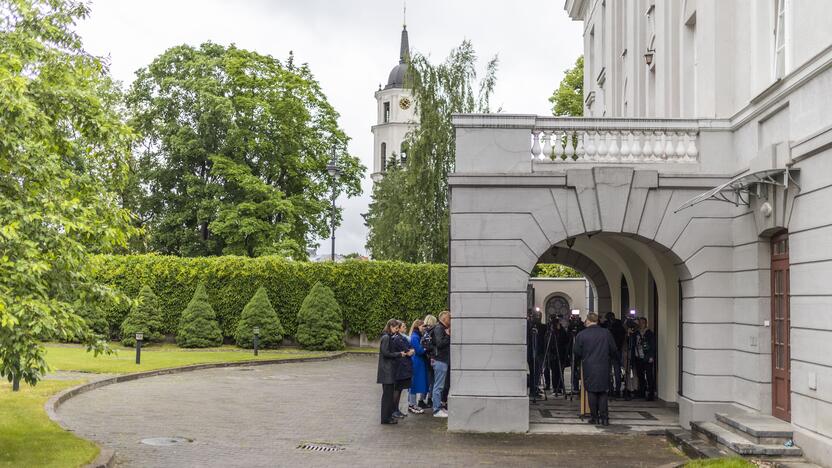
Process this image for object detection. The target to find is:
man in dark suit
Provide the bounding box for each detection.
[574,312,619,425]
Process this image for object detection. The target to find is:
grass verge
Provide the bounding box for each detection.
[0,379,98,468]
[45,342,336,374]
[685,457,755,468]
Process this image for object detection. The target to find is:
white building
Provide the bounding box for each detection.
[371,25,417,181]
[445,1,832,464]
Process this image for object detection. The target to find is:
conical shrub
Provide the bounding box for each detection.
[235,286,284,348]
[121,285,164,347]
[176,283,224,348]
[295,282,345,351]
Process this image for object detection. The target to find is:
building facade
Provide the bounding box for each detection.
[446,1,832,464]
[371,26,417,181]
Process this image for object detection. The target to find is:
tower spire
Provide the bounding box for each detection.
[399,2,409,64]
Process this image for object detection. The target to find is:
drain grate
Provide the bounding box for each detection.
[296,442,345,453]
[141,437,192,446]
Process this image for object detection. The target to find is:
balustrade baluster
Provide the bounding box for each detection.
[620,131,631,161]
[631,131,642,162]
[686,132,698,162]
[663,132,675,161]
[531,131,541,160]
[553,131,564,161]
[608,131,620,162]
[643,132,654,161]
[585,131,597,161]
[575,132,586,162]
[675,131,686,162]
[564,132,575,161]
[597,131,608,161]
[543,131,553,160]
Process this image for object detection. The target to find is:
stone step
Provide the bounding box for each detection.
[690,421,803,457]
[665,428,728,460]
[715,412,794,444]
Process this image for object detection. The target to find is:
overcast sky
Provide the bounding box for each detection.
[77,0,583,256]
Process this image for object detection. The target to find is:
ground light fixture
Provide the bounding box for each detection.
[135,332,143,365]
[253,326,260,356]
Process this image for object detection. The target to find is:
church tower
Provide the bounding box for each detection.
[371,24,417,181]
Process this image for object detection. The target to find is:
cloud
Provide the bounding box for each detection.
[78,0,583,256]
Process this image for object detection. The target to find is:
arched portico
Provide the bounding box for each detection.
[447,165,759,433]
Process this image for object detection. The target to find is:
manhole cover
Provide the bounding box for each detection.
[296,442,345,453]
[140,437,192,446]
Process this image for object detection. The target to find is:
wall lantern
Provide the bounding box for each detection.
[644,48,655,67]
[566,237,576,249]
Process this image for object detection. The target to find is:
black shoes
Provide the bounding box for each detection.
[417,400,431,409]
[381,419,398,425]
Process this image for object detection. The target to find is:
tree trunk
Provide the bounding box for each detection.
[12,375,20,392]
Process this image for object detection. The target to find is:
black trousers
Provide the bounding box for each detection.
[587,391,609,421]
[545,359,564,392]
[636,360,656,398]
[381,383,395,423]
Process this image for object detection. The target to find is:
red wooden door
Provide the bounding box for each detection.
[771,232,791,422]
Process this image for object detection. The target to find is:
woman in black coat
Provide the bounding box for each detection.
[391,324,414,418]
[377,319,413,424]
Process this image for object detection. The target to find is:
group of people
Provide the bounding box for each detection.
[376,311,451,424]
[527,309,657,425]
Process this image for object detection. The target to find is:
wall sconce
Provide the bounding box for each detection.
[566,237,576,249]
[644,48,655,67]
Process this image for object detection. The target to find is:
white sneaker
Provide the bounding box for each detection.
[433,409,448,418]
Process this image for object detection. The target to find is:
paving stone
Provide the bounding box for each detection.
[57,355,688,467]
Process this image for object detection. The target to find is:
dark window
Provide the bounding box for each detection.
[380,142,387,171]
[620,274,630,315]
[383,102,390,123]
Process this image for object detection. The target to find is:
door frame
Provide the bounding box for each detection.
[771,231,791,422]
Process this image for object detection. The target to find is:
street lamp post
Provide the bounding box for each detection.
[253,326,260,356]
[326,146,342,262]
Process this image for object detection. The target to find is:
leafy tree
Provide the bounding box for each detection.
[531,264,583,278]
[0,0,136,390]
[365,41,498,263]
[126,44,364,258]
[234,286,284,348]
[121,286,165,347]
[295,283,344,351]
[177,283,223,348]
[549,56,584,116]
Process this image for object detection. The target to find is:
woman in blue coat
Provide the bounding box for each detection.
[407,319,430,414]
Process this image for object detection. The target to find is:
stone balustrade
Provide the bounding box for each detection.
[531,118,699,164]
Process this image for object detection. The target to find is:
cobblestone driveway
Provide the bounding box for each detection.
[57,355,686,467]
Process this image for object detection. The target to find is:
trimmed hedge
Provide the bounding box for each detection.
[90,255,448,340]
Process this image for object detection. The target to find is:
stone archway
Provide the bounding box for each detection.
[447,166,756,433]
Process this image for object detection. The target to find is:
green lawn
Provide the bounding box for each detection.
[0,343,356,467]
[45,342,337,374]
[685,458,755,468]
[0,379,98,468]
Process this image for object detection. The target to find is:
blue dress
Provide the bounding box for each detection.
[409,331,429,394]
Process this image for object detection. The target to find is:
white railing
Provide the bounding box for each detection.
[531,118,699,164]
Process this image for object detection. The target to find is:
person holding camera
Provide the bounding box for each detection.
[604,312,626,398]
[544,315,569,394]
[573,312,619,426]
[526,309,546,399]
[567,313,585,395]
[636,317,657,401]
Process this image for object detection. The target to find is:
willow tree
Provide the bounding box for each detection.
[1,0,135,390]
[365,41,498,263]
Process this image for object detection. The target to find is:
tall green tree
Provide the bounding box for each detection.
[126,44,364,258]
[549,55,584,116]
[365,41,498,263]
[0,0,135,390]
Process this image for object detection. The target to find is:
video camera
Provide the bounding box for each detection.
[624,308,639,330]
